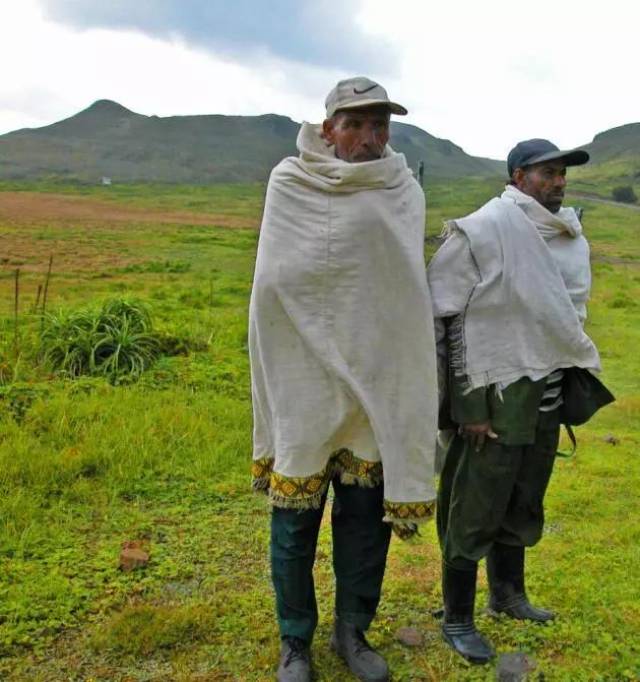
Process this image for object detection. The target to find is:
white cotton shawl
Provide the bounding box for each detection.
[427,186,601,391]
[502,185,591,323]
[249,122,438,511]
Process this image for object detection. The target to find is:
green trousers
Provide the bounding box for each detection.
[270,477,392,644]
[437,410,560,571]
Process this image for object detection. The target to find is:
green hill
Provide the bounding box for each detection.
[0,99,504,183]
[571,122,640,199]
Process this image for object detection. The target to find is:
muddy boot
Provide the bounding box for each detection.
[441,562,495,664]
[487,543,554,622]
[330,618,390,682]
[277,637,312,682]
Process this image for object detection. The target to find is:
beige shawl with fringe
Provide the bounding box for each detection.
[249,122,438,529]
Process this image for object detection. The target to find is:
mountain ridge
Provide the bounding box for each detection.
[1,101,638,187]
[0,100,505,183]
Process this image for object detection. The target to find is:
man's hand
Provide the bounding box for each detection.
[460,422,498,452]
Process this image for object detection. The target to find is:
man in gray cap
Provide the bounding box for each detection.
[427,139,604,663]
[250,77,439,681]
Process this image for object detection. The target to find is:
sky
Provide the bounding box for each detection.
[1,0,638,159]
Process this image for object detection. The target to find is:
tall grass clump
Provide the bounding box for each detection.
[41,299,161,382]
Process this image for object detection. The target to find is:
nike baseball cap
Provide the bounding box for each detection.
[507,138,589,177]
[325,77,408,118]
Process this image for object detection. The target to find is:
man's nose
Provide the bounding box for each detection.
[361,125,377,146]
[555,174,567,188]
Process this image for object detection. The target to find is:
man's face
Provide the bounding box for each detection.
[513,160,568,213]
[322,106,390,163]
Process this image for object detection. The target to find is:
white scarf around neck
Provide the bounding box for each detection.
[288,121,412,192]
[502,184,582,240]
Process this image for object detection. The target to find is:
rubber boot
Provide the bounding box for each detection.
[486,543,554,622]
[441,562,495,664]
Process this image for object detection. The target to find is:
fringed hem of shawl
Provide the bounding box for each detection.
[251,449,383,511]
[383,500,436,540]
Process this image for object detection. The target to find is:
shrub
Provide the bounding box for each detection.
[612,186,638,204]
[41,299,161,382]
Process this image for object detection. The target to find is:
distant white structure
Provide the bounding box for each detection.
[101,176,112,185]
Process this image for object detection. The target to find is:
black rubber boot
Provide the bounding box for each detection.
[486,543,555,622]
[330,618,390,682]
[277,637,312,682]
[441,562,495,664]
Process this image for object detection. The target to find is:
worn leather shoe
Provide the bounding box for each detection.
[277,637,312,682]
[330,619,390,682]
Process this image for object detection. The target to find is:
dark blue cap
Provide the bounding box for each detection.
[507,138,589,177]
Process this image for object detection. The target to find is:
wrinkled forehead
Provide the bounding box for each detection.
[333,105,392,121]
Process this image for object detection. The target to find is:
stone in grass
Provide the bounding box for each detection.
[496,652,537,682]
[602,434,620,445]
[395,626,424,647]
[119,540,150,572]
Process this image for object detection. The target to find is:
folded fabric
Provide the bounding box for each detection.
[428,187,601,392]
[249,122,439,526]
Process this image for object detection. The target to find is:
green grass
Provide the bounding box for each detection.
[0,180,638,680]
[570,157,640,200]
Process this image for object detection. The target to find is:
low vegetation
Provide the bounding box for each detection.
[612,185,638,204]
[41,299,161,382]
[0,178,638,680]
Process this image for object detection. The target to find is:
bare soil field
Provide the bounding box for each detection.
[0,191,258,229]
[0,191,259,277]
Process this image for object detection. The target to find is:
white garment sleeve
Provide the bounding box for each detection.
[427,230,480,318]
[427,229,480,402]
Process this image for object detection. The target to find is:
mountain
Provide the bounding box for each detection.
[572,122,640,196]
[583,123,640,163]
[0,100,504,183]
[388,121,503,178]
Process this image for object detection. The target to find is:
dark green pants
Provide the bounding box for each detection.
[437,410,560,571]
[270,477,392,644]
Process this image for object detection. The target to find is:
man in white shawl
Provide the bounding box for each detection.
[249,77,438,681]
[427,139,603,664]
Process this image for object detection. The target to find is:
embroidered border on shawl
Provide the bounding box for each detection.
[383,500,436,523]
[383,500,436,540]
[251,448,383,510]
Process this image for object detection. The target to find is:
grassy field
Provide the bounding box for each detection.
[0,176,639,681]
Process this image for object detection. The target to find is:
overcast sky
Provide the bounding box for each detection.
[1,0,637,159]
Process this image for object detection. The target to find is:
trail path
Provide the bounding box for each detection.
[568,192,640,212]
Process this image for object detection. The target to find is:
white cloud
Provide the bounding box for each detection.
[359,0,640,157]
[0,0,638,159]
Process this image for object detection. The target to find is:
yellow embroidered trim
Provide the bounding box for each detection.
[333,448,383,485]
[251,458,272,490]
[383,500,436,522]
[383,501,436,540]
[392,524,418,540]
[251,449,383,510]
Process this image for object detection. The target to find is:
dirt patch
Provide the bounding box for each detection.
[0,192,259,229]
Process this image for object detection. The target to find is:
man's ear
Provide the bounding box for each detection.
[322,118,335,144]
[512,168,526,188]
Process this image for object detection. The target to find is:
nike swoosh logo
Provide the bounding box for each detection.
[353,85,377,94]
